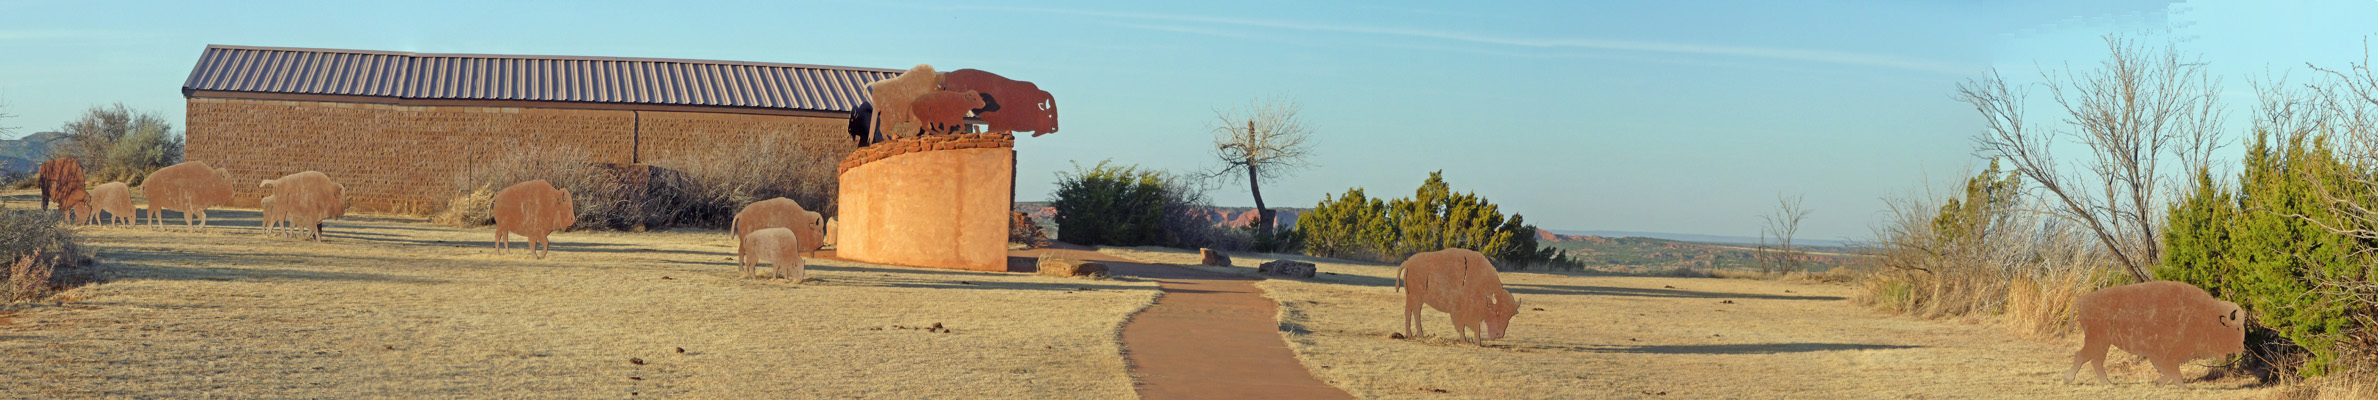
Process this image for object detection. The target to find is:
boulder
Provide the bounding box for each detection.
[1038,257,1108,278]
[1200,248,1232,266]
[1259,260,1317,279]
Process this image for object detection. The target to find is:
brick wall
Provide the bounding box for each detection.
[185,98,855,213]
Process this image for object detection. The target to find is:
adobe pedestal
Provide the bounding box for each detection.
[835,134,1016,271]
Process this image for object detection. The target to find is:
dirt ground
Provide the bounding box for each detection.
[0,189,1156,399]
[1099,247,2276,400]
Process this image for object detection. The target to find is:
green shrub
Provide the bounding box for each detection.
[1050,160,1173,247]
[2160,130,2372,377]
[1297,171,1573,269]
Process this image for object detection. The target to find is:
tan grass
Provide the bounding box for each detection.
[1099,246,2270,399]
[0,189,1155,399]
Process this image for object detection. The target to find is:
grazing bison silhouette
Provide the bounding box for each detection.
[491,179,576,258]
[739,227,808,281]
[263,171,348,241]
[731,197,824,258]
[141,161,235,230]
[2066,280,2247,386]
[941,68,1058,136]
[1396,248,1521,344]
[36,157,87,214]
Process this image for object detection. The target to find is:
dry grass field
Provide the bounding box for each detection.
[0,189,1156,399]
[1099,247,2276,400]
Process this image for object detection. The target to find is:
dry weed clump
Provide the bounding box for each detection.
[1,203,91,301]
[645,136,837,229]
[437,145,622,228]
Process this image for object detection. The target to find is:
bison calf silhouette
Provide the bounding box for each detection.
[2067,280,2246,385]
[1396,248,1521,344]
[36,157,87,215]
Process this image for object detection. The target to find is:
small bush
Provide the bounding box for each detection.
[1,204,89,302]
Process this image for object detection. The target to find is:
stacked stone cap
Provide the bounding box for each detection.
[837,133,1016,176]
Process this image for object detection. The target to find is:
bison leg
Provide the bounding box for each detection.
[739,252,757,279]
[2150,357,2183,386]
[1405,292,1425,339]
[494,229,509,255]
[2066,336,2112,384]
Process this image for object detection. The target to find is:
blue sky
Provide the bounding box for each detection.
[1,0,2374,241]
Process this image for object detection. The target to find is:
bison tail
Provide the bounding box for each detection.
[1395,266,1406,293]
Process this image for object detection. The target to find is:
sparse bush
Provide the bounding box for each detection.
[1,203,89,302]
[54,104,182,184]
[1856,160,2115,335]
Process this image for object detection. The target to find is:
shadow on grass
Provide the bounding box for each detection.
[1501,283,1846,301]
[1581,342,1919,355]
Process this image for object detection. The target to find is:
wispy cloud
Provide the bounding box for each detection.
[931,4,1973,75]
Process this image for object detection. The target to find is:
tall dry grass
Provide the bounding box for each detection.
[434,137,837,231]
[644,136,838,229]
[1855,183,2117,337]
[435,145,634,230]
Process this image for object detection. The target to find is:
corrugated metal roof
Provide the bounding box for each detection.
[182,45,903,113]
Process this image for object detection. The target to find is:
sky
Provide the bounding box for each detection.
[1,0,2374,242]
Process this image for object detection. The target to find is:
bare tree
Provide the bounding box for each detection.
[0,93,16,138]
[1959,35,2225,283]
[1208,97,1317,245]
[1757,193,1811,273]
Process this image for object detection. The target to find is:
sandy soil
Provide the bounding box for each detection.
[1098,247,2274,400]
[0,189,1157,399]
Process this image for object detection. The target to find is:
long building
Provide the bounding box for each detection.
[181,45,898,212]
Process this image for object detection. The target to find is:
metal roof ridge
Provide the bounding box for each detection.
[203,44,905,73]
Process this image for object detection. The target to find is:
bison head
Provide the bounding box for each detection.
[1483,291,1521,340]
[2204,301,2247,357]
[799,211,826,252]
[553,188,579,231]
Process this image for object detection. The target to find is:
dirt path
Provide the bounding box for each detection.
[1017,248,1352,399]
[1098,247,2273,400]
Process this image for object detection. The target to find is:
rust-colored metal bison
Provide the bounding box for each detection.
[141,161,235,230]
[36,157,87,214]
[911,90,985,135]
[2066,280,2247,385]
[866,64,943,140]
[491,179,576,258]
[739,227,807,281]
[941,68,1058,136]
[263,171,348,240]
[1396,248,1521,344]
[731,197,824,257]
[88,182,138,226]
